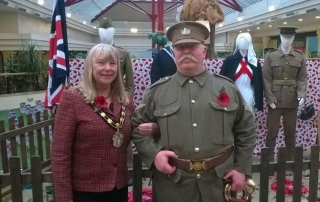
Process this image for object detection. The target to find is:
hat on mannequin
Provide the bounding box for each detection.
[279,26,298,35]
[233,32,258,67]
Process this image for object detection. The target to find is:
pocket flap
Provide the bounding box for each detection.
[271,62,280,67]
[154,106,180,117]
[290,61,301,67]
[210,102,238,111]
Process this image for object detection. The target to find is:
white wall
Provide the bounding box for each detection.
[0,91,45,111]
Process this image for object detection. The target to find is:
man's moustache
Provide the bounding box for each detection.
[179,54,198,62]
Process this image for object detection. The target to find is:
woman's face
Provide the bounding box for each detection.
[92,50,118,88]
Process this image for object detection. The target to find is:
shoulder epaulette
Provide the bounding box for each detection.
[294,49,304,55]
[214,73,234,84]
[266,49,277,55]
[150,76,171,89]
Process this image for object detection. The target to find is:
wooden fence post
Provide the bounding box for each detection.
[9,156,23,202]
[276,147,286,202]
[133,154,142,202]
[31,156,43,202]
[35,112,43,161]
[43,110,51,160]
[27,114,36,156]
[292,146,303,202]
[308,145,319,201]
[18,116,28,170]
[259,148,270,202]
[0,120,9,173]
[9,118,17,156]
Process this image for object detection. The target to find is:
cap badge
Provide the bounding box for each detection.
[181,28,190,35]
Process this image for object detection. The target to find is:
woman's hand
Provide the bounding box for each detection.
[138,123,159,135]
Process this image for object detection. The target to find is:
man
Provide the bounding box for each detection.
[150,44,177,84]
[263,26,307,161]
[99,17,135,96]
[131,21,256,202]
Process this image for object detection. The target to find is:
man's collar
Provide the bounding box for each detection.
[175,69,209,86]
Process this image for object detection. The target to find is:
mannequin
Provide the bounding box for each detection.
[99,17,135,96]
[262,26,308,161]
[220,32,263,112]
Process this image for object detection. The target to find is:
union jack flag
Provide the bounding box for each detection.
[44,0,69,109]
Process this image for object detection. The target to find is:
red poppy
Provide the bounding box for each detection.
[95,96,108,109]
[217,92,230,106]
[270,178,309,196]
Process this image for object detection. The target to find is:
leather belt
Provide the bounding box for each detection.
[272,79,296,86]
[169,146,234,172]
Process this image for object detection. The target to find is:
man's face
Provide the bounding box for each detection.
[173,43,207,76]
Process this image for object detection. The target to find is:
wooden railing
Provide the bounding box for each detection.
[1,113,320,201]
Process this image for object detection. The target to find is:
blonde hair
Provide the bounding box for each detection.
[73,43,129,105]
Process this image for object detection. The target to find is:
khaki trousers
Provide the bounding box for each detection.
[266,107,298,160]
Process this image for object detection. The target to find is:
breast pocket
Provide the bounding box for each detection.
[209,102,237,144]
[271,62,282,77]
[154,105,181,148]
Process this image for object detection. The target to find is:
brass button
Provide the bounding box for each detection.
[197,174,201,179]
[189,80,193,83]
[195,147,200,152]
[168,175,170,177]
[284,78,287,80]
[286,62,288,65]
[191,100,195,104]
[283,86,286,88]
[224,107,227,111]
[165,77,169,80]
[193,123,197,128]
[163,113,167,116]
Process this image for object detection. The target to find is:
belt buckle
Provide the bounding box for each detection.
[190,160,205,171]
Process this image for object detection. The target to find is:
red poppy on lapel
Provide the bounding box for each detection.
[217,86,230,106]
[95,96,108,109]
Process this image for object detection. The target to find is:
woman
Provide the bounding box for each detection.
[52,43,156,202]
[220,32,263,112]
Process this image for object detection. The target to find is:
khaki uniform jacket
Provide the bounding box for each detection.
[131,70,256,202]
[115,46,135,96]
[262,47,307,108]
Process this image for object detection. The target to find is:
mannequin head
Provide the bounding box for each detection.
[99,17,115,45]
[237,37,249,50]
[280,34,294,48]
[278,26,297,49]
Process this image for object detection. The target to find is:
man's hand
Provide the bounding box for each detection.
[298,98,305,106]
[269,103,276,109]
[154,150,177,174]
[224,170,245,192]
[138,123,159,135]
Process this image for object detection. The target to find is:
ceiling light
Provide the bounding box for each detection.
[83,21,86,24]
[219,23,223,27]
[37,0,44,5]
[67,13,71,18]
[269,25,272,27]
[237,17,243,21]
[130,28,138,33]
[298,19,303,21]
[239,31,242,33]
[93,26,96,29]
[268,5,275,12]
[257,27,260,29]
[316,16,320,19]
[283,22,287,24]
[247,29,250,31]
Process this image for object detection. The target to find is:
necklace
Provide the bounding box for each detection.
[90,101,126,148]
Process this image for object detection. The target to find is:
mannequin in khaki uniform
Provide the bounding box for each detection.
[99,17,135,169]
[263,26,308,161]
[99,17,135,96]
[131,21,256,202]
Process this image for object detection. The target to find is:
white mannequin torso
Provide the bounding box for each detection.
[99,27,115,45]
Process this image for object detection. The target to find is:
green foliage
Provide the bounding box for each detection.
[69,50,87,59]
[306,51,320,58]
[148,32,168,46]
[131,54,137,59]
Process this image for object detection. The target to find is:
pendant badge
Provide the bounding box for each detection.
[112,131,124,148]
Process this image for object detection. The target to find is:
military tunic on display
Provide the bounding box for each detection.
[131,70,256,202]
[115,46,135,96]
[262,47,308,159]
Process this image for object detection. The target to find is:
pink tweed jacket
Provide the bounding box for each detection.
[51,89,134,202]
